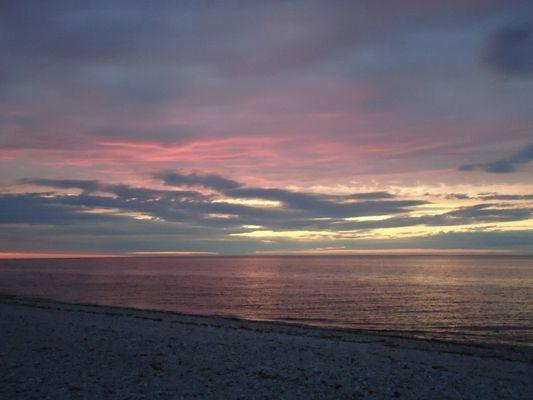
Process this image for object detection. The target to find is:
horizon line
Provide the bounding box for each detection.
[0,249,531,260]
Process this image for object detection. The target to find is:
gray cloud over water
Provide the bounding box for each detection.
[460,143,533,173]
[483,23,533,76]
[0,171,527,254]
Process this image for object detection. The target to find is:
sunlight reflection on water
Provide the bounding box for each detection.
[0,256,531,347]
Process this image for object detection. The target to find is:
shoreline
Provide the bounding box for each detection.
[1,295,532,399]
[1,293,531,356]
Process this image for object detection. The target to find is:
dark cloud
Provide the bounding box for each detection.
[479,193,533,201]
[332,204,532,232]
[445,192,533,201]
[17,174,425,227]
[154,171,242,191]
[155,172,416,218]
[445,193,472,200]
[483,23,533,76]
[23,178,204,199]
[0,193,115,225]
[442,204,532,224]
[3,172,532,254]
[16,177,287,228]
[459,143,533,173]
[347,191,395,200]
[14,173,532,235]
[224,186,423,218]
[21,179,100,193]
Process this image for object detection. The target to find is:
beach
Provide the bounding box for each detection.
[1,296,532,399]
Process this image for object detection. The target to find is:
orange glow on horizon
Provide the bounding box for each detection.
[0,251,219,259]
[129,251,218,256]
[0,252,122,259]
[253,248,520,255]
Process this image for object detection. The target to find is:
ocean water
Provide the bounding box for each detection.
[0,256,531,347]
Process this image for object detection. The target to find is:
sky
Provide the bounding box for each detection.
[0,0,532,257]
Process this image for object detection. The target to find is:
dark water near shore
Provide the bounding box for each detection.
[0,256,532,347]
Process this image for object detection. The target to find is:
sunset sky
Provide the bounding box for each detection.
[0,1,532,256]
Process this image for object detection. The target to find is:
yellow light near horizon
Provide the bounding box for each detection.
[78,208,158,221]
[253,248,516,255]
[130,251,217,256]
[230,229,336,239]
[344,215,391,222]
[212,198,282,208]
[230,218,533,242]
[206,213,237,219]
[360,218,533,240]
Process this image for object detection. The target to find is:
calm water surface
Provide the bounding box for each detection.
[0,256,532,347]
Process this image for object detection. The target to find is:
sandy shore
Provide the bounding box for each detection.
[1,296,532,399]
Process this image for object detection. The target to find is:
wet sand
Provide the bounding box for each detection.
[1,296,532,399]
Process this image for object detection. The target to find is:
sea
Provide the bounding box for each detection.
[0,255,531,347]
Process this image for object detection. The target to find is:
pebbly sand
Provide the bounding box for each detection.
[1,296,532,399]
